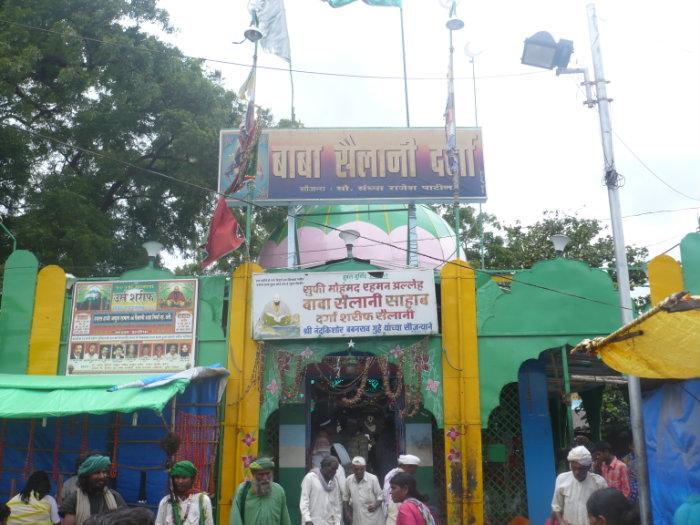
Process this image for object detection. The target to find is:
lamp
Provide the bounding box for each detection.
[549,234,571,255]
[244,25,263,43]
[65,273,77,291]
[521,31,573,70]
[142,241,163,267]
[339,230,361,259]
[446,16,464,31]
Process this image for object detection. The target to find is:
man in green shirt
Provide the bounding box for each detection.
[230,457,291,525]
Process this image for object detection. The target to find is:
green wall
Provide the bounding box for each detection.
[0,250,39,373]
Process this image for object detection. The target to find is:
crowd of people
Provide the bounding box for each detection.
[0,438,642,525]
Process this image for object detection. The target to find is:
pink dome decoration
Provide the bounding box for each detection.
[257,205,457,270]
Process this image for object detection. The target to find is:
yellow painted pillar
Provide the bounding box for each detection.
[27,265,66,375]
[219,263,263,523]
[441,260,483,524]
[647,254,684,305]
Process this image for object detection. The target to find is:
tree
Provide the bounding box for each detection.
[0,0,249,275]
[443,206,649,291]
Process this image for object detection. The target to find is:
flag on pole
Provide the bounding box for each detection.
[444,79,459,178]
[325,0,401,6]
[201,196,245,268]
[249,0,291,63]
[225,67,259,196]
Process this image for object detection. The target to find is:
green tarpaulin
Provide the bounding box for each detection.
[0,373,189,419]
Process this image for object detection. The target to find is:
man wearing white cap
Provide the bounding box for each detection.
[342,457,383,525]
[382,454,420,525]
[551,445,607,525]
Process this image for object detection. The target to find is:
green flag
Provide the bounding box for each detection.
[326,0,401,7]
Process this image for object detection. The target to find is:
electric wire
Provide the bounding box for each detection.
[2,121,635,311]
[0,18,547,82]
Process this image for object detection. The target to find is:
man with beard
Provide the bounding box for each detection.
[551,446,608,525]
[300,456,343,525]
[154,461,213,525]
[230,457,291,525]
[59,455,126,525]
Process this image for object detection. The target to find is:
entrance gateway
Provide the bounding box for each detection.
[252,267,445,524]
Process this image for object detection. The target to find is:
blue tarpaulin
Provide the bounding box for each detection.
[643,379,700,524]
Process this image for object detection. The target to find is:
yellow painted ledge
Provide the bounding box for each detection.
[27,266,66,375]
[219,263,263,523]
[441,260,484,525]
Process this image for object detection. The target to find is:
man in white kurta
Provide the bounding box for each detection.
[155,461,214,525]
[342,457,383,525]
[300,456,343,525]
[382,454,420,525]
[551,446,607,525]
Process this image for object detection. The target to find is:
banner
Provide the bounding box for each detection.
[67,279,198,375]
[219,128,486,205]
[252,269,438,340]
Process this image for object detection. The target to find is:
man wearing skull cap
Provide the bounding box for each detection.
[230,457,291,525]
[551,446,607,525]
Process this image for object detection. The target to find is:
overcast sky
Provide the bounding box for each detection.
[155,0,699,266]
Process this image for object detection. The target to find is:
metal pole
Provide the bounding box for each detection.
[0,221,17,252]
[560,346,574,445]
[449,30,461,259]
[399,4,410,127]
[399,5,418,267]
[287,205,297,268]
[289,61,296,125]
[244,40,258,248]
[586,4,650,523]
[470,56,479,127]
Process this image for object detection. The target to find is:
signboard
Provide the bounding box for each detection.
[66,279,198,375]
[252,269,438,340]
[219,128,485,205]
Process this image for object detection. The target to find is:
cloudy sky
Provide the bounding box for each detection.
[155,0,699,264]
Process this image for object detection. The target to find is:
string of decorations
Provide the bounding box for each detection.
[339,358,374,406]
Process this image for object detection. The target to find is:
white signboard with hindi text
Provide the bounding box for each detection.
[252,269,438,340]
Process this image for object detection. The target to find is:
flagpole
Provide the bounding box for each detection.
[399,3,410,127]
[245,40,258,251]
[289,60,296,125]
[449,29,460,260]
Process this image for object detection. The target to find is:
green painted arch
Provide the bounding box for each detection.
[477,257,622,427]
[680,232,700,295]
[259,336,444,429]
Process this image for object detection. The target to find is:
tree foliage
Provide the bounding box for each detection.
[0,0,247,275]
[445,206,649,290]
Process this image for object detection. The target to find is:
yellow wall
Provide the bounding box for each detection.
[27,265,66,374]
[648,254,684,305]
[219,263,263,523]
[441,260,483,524]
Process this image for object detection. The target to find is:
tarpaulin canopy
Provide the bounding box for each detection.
[0,365,229,418]
[573,293,700,379]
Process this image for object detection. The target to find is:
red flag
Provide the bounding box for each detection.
[201,196,245,268]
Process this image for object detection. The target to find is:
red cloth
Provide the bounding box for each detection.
[201,196,245,268]
[601,456,631,498]
[396,501,427,525]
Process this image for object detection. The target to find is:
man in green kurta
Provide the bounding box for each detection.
[230,457,291,525]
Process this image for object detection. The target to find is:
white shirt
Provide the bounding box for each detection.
[154,493,214,525]
[300,471,343,525]
[342,472,383,525]
[551,471,607,525]
[383,467,406,525]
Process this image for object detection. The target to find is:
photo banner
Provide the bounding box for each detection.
[66,279,198,375]
[219,128,486,205]
[252,269,438,340]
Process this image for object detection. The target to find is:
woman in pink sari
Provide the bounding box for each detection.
[389,472,436,525]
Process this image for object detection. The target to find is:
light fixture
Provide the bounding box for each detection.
[549,234,571,255]
[142,241,163,267]
[244,25,263,43]
[65,273,77,291]
[339,230,361,259]
[446,16,464,31]
[521,31,573,70]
